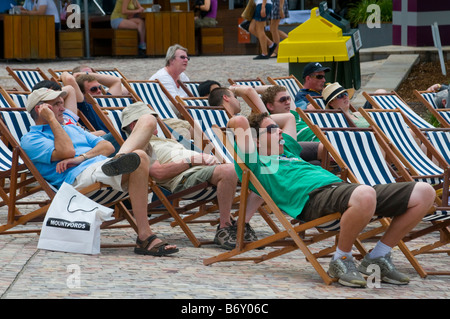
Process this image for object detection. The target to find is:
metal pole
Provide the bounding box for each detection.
[431,22,446,76]
[84,0,90,58]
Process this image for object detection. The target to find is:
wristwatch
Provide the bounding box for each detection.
[185,157,192,168]
[80,153,88,161]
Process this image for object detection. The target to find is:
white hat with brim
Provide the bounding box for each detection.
[121,101,158,132]
[26,88,68,113]
[323,82,348,108]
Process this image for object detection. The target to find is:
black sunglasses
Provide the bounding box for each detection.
[277,95,291,103]
[178,55,190,61]
[310,74,326,80]
[89,86,102,93]
[260,124,280,135]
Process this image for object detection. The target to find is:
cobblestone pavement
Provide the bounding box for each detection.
[0,55,448,302]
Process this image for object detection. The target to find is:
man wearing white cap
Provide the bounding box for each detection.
[21,88,178,256]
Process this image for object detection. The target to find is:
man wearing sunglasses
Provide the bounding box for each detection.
[228,113,435,288]
[294,62,330,110]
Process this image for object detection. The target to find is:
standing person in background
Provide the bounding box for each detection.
[21,0,61,32]
[249,0,276,60]
[194,0,218,28]
[111,0,147,51]
[268,0,288,58]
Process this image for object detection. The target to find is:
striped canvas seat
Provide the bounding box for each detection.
[187,108,233,163]
[367,111,444,185]
[181,97,210,107]
[305,111,351,128]
[369,93,434,129]
[420,91,437,109]
[6,67,49,91]
[228,77,265,87]
[267,75,303,100]
[127,81,178,119]
[184,82,201,97]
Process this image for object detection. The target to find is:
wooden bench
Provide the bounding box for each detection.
[58,29,84,58]
[90,29,138,56]
[198,27,224,55]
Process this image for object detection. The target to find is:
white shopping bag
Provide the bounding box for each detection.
[38,182,114,255]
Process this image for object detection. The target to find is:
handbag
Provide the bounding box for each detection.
[38,182,114,255]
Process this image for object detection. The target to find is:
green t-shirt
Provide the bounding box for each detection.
[234,143,342,218]
[290,110,320,142]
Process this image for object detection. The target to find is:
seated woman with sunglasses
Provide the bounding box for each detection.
[323,82,370,128]
[149,44,191,103]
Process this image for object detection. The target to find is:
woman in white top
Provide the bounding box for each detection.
[21,0,61,31]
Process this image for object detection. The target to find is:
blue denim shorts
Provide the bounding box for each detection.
[111,18,124,29]
[253,4,272,21]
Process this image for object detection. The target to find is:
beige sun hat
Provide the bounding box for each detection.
[26,88,68,113]
[121,101,158,131]
[322,82,349,108]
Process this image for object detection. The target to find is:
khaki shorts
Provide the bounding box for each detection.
[72,159,126,192]
[174,165,216,192]
[299,182,416,222]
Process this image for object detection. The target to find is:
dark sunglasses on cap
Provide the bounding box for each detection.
[89,85,102,93]
[310,74,326,80]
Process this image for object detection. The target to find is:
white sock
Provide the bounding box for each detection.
[333,247,353,260]
[368,241,392,259]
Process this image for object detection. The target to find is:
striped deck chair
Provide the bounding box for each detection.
[176,102,234,164]
[92,68,127,80]
[176,96,210,107]
[363,91,434,129]
[413,89,450,129]
[122,79,179,120]
[90,102,220,247]
[0,110,135,242]
[6,67,50,92]
[177,80,201,97]
[301,112,449,277]
[203,126,345,286]
[266,75,303,100]
[360,108,450,186]
[228,77,266,87]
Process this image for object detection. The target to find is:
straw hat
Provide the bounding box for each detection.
[322,82,348,108]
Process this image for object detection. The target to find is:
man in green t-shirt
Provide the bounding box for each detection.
[228,112,435,288]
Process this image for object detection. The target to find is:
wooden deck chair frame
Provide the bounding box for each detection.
[0,110,137,246]
[88,100,223,247]
[413,89,450,129]
[266,74,303,100]
[297,108,448,277]
[203,126,359,285]
[6,67,50,92]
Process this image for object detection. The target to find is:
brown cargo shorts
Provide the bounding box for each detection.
[298,182,416,222]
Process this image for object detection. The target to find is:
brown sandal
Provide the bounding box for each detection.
[134,234,179,256]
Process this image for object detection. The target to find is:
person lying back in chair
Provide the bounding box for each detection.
[228,112,436,288]
[21,88,178,257]
[120,102,262,250]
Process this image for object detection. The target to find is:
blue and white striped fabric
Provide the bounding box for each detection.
[184,82,200,97]
[371,94,434,129]
[0,110,34,143]
[272,77,302,100]
[426,131,450,164]
[129,82,177,119]
[93,96,133,108]
[230,80,264,87]
[368,111,443,185]
[306,112,350,128]
[182,98,209,107]
[95,70,123,78]
[13,70,45,91]
[0,138,24,172]
[420,92,437,109]
[9,93,29,109]
[188,108,233,163]
[436,110,450,126]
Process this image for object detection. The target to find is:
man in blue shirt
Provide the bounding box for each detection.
[21,88,178,256]
[294,62,330,110]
